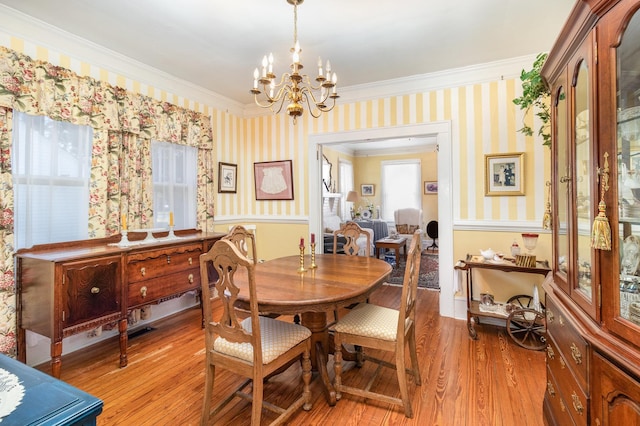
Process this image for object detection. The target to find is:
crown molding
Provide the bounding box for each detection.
[0,4,244,116]
[0,4,541,121]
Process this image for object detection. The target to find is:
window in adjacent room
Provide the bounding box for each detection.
[380,159,421,221]
[151,140,197,229]
[338,159,354,221]
[12,111,93,249]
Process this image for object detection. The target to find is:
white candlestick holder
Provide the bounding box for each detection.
[118,230,130,247]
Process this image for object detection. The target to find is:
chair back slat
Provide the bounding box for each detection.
[200,239,262,360]
[333,221,371,256]
[223,225,258,264]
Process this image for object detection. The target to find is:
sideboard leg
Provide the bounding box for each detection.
[50,340,62,378]
[119,318,128,368]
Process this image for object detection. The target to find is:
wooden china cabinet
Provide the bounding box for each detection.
[542,0,640,424]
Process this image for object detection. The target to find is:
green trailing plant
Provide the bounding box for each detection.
[513,53,551,146]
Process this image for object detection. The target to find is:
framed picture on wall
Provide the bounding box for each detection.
[218,162,237,193]
[424,181,437,194]
[254,160,294,200]
[485,152,524,196]
[361,184,374,196]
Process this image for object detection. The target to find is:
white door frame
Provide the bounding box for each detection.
[308,121,455,318]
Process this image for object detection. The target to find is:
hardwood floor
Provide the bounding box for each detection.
[40,285,546,425]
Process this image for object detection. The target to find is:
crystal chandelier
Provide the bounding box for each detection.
[250,0,339,124]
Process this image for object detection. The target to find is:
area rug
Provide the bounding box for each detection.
[386,251,439,290]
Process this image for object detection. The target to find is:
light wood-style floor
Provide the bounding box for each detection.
[40,285,546,425]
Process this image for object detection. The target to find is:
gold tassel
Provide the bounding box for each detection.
[591,152,612,251]
[542,181,552,230]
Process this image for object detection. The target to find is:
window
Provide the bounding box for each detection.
[12,111,93,249]
[381,160,421,221]
[151,140,197,229]
[338,159,354,221]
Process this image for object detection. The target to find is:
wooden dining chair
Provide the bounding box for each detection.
[333,221,371,257]
[223,225,258,264]
[332,230,422,418]
[199,239,312,426]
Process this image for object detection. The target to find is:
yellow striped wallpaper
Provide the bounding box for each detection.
[1,32,549,229]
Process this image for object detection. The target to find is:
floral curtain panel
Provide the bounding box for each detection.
[0,46,215,356]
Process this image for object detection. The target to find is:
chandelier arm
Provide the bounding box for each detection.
[301,92,323,118]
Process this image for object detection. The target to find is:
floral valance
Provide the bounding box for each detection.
[0,46,212,149]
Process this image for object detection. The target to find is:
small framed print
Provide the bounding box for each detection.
[485,152,525,196]
[254,160,294,200]
[424,181,438,194]
[361,184,374,196]
[218,162,237,193]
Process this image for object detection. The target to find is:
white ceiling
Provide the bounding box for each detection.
[0,0,575,106]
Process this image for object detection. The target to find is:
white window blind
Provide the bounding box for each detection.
[151,140,197,229]
[12,111,93,249]
[381,160,421,221]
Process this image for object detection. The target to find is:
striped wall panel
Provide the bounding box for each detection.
[1,32,549,228]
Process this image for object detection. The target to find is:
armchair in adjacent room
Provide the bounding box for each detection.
[393,208,423,241]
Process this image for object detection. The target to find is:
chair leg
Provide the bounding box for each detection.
[395,349,413,418]
[333,334,343,401]
[302,346,313,411]
[251,373,264,426]
[200,363,215,426]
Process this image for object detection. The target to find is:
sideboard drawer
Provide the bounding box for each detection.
[546,296,588,390]
[127,243,203,282]
[128,269,200,308]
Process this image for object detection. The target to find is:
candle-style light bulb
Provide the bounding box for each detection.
[253,68,259,89]
[268,53,274,73]
[261,55,268,77]
[317,56,323,76]
[332,73,338,93]
[326,60,332,73]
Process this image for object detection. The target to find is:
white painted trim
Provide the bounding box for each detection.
[454,220,552,234]
[309,121,456,319]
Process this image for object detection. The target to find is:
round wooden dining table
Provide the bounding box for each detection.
[233,253,392,405]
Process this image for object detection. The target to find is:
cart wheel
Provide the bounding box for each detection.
[506,308,546,350]
[507,294,545,311]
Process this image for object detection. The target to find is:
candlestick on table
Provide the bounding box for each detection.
[310,242,317,269]
[121,214,127,231]
[169,212,174,227]
[298,244,307,273]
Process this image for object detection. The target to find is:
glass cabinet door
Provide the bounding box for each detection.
[617,7,640,328]
[574,58,594,305]
[555,82,570,294]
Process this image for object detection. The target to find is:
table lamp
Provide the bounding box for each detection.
[346,190,359,219]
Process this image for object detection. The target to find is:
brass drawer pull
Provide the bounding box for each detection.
[546,345,555,360]
[559,315,564,326]
[560,176,570,183]
[91,287,100,294]
[571,392,584,414]
[141,286,147,298]
[188,274,194,284]
[559,356,566,369]
[570,343,582,364]
[188,257,193,265]
[140,267,146,276]
[166,255,171,264]
[546,309,554,323]
[547,381,556,397]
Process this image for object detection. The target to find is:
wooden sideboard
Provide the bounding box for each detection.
[15,229,224,378]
